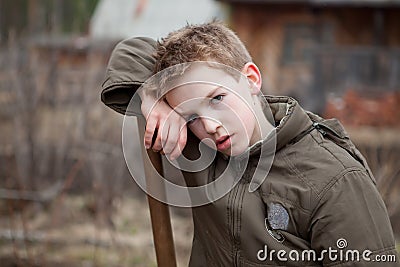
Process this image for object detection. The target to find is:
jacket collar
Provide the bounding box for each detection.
[236,95,313,160]
[267,95,314,152]
[217,95,314,191]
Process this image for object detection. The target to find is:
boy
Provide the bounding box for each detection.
[102,22,398,266]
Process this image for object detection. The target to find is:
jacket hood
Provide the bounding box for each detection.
[266,95,313,151]
[101,37,157,115]
[242,95,313,159]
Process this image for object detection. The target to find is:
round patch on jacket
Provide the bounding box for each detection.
[267,203,289,230]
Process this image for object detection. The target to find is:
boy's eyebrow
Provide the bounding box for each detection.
[178,86,224,118]
[205,86,222,99]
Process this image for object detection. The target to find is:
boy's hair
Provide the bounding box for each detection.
[154,21,252,73]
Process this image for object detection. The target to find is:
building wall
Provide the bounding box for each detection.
[229,4,400,114]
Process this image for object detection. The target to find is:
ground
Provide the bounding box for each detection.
[0,194,193,267]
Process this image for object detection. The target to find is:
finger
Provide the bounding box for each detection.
[160,120,171,152]
[163,123,179,155]
[144,117,158,149]
[169,124,187,160]
[152,125,163,152]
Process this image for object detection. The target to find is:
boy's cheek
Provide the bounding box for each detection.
[189,125,206,139]
[189,123,204,140]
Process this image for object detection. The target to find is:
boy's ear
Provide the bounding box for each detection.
[241,62,262,95]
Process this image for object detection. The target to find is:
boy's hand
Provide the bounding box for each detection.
[140,95,187,160]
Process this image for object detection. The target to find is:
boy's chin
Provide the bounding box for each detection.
[201,139,248,157]
[217,147,248,157]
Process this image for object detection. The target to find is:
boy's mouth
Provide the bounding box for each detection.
[216,135,232,151]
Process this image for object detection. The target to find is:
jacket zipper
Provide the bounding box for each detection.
[230,180,246,266]
[234,250,240,267]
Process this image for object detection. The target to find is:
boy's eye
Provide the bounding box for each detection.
[210,94,224,104]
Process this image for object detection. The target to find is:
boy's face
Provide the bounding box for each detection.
[165,77,261,156]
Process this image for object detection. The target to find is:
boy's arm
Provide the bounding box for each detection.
[310,169,398,266]
[101,36,188,159]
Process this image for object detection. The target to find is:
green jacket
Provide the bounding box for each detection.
[182,95,398,266]
[101,37,398,266]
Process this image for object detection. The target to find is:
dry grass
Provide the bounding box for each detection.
[0,194,193,267]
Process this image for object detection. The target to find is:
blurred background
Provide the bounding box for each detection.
[0,0,399,266]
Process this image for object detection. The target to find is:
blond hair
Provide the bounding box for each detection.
[154,21,252,73]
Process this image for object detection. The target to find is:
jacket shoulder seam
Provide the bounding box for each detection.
[311,133,347,169]
[281,152,319,196]
[317,167,368,201]
[310,167,370,219]
[280,149,366,212]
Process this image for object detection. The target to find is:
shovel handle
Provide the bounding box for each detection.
[137,117,177,267]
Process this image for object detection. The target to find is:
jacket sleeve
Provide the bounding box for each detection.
[310,168,399,266]
[101,37,157,116]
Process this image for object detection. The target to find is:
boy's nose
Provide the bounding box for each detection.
[201,117,220,134]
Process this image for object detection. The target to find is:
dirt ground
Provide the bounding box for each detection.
[0,194,193,267]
